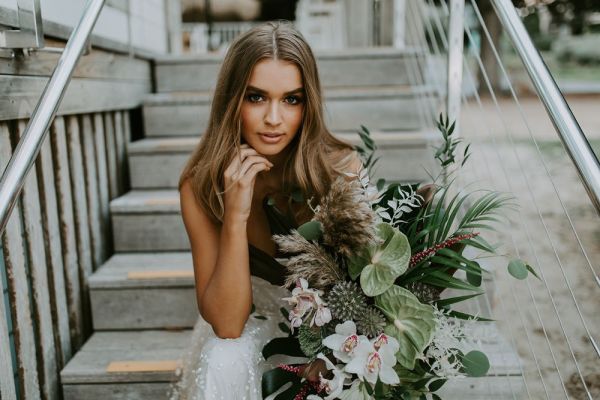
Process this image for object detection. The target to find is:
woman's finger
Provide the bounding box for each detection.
[232,156,272,180]
[239,162,270,185]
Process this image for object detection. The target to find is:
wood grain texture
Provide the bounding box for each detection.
[0,76,150,122]
[65,116,93,338]
[80,115,103,272]
[35,124,72,368]
[92,113,112,260]
[50,117,84,349]
[0,123,41,399]
[16,120,59,400]
[0,123,18,400]
[113,112,126,194]
[103,113,118,200]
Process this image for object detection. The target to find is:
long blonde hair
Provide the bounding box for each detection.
[179,20,354,224]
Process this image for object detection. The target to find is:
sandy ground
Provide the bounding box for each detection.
[459,93,600,399]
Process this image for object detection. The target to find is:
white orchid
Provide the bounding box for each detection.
[344,333,400,385]
[322,321,369,363]
[282,278,331,332]
[313,353,350,400]
[338,380,373,400]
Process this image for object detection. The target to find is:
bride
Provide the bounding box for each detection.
[169,20,362,399]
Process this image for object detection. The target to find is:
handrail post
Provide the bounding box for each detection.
[0,0,106,236]
[492,0,600,215]
[0,0,44,49]
[447,0,464,134]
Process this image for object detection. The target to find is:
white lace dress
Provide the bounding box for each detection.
[167,276,304,400]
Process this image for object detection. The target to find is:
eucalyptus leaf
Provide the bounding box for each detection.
[262,368,301,398]
[297,220,322,241]
[461,350,490,377]
[262,337,304,360]
[508,259,528,280]
[375,285,435,369]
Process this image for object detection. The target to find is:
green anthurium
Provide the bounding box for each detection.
[375,285,435,370]
[354,223,410,296]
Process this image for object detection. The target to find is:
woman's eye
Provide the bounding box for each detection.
[246,93,264,103]
[285,95,303,105]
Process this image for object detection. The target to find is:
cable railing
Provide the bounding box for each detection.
[0,0,106,236]
[411,0,600,398]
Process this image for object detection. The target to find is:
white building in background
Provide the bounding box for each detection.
[181,0,415,52]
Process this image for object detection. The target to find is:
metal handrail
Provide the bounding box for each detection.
[0,0,106,235]
[492,0,600,215]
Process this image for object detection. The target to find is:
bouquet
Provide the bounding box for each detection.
[261,115,538,400]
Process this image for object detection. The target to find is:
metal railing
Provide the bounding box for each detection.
[0,0,106,236]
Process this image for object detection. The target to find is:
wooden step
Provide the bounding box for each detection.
[110,190,184,252]
[60,326,522,399]
[60,330,190,400]
[128,131,442,189]
[89,252,197,330]
[142,85,438,137]
[153,47,427,92]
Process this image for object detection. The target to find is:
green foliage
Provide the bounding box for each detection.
[354,124,380,176]
[297,220,322,241]
[434,113,471,171]
[461,350,490,377]
[348,223,411,297]
[375,285,436,369]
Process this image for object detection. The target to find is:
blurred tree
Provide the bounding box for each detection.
[257,0,299,21]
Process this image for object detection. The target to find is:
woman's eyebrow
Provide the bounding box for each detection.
[246,85,304,95]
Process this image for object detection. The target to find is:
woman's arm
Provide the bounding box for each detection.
[180,145,273,339]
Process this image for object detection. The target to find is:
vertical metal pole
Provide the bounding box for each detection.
[165,0,182,54]
[393,0,406,49]
[0,0,44,48]
[447,0,464,134]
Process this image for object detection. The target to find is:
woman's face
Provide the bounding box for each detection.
[240,58,305,158]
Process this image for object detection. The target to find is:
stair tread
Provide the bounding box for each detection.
[128,130,441,155]
[60,330,192,384]
[152,46,427,64]
[60,326,521,385]
[90,252,193,289]
[110,190,180,213]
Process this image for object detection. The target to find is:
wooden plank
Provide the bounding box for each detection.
[35,123,72,368]
[0,76,150,121]
[0,45,150,81]
[113,111,125,194]
[65,116,93,337]
[50,116,84,349]
[92,113,112,260]
[62,382,172,400]
[0,123,41,399]
[103,113,119,200]
[80,115,103,272]
[127,270,194,280]
[0,123,18,400]
[16,120,59,400]
[106,360,181,373]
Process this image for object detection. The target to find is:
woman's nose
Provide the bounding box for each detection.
[264,101,282,126]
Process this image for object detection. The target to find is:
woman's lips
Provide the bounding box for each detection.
[259,132,284,144]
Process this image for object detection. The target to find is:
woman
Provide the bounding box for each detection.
[169,20,362,399]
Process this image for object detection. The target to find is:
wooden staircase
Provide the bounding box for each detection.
[59,48,523,399]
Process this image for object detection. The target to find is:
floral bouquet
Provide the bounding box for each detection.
[261,115,537,400]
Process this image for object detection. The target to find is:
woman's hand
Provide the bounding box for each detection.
[222,144,273,223]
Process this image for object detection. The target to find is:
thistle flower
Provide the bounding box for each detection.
[327,281,368,322]
[313,176,378,258]
[299,325,323,358]
[355,306,387,338]
[274,231,345,290]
